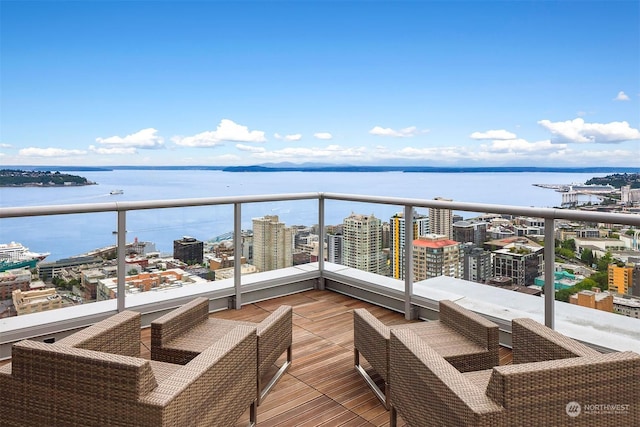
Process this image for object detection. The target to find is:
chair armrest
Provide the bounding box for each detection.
[511,318,600,364]
[56,310,142,357]
[390,329,504,427]
[353,308,391,381]
[257,305,292,374]
[486,351,640,423]
[151,297,209,347]
[439,300,499,351]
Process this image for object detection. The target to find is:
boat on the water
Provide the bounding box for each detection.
[0,242,49,272]
[110,189,124,195]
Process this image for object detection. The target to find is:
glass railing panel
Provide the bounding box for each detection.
[1,212,118,316]
[552,218,640,352]
[120,205,235,299]
[324,199,407,280]
[242,199,319,275]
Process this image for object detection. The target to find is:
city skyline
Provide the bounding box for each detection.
[1,1,639,168]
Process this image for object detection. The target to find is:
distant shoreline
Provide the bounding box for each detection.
[8,165,639,173]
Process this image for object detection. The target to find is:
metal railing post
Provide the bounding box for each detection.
[233,202,242,309]
[116,210,126,312]
[404,204,414,320]
[317,195,325,290]
[544,218,555,328]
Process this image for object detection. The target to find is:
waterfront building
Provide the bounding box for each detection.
[252,215,293,273]
[390,210,428,279]
[12,288,62,315]
[412,234,462,281]
[97,268,204,300]
[429,197,453,239]
[37,256,104,282]
[173,236,204,265]
[342,213,382,274]
[0,268,31,300]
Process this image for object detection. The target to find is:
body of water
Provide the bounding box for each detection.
[0,170,612,261]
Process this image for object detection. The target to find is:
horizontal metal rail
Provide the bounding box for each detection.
[2,192,638,330]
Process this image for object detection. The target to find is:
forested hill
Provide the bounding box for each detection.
[586,173,640,189]
[0,169,95,187]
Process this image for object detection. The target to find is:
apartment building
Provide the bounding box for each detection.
[412,234,462,281]
[492,243,544,287]
[429,197,453,239]
[342,213,382,274]
[608,264,634,295]
[390,210,428,279]
[252,215,293,273]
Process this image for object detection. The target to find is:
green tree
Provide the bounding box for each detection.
[590,271,608,290]
[596,252,613,272]
[580,248,594,266]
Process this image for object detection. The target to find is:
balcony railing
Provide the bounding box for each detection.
[2,192,640,359]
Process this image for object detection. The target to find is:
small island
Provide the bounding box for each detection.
[0,169,95,187]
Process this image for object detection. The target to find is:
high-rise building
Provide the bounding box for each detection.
[342,213,382,274]
[453,220,487,246]
[460,243,492,283]
[252,215,293,272]
[389,210,429,279]
[327,233,343,264]
[492,243,543,287]
[429,197,453,239]
[173,236,204,265]
[412,234,462,281]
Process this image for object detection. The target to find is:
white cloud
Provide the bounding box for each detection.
[96,128,164,149]
[313,132,333,140]
[369,126,425,138]
[173,119,266,147]
[0,143,12,148]
[483,139,564,153]
[19,147,87,157]
[89,145,137,155]
[236,144,266,153]
[274,133,302,142]
[538,118,640,144]
[614,91,630,101]
[171,131,222,148]
[469,129,517,140]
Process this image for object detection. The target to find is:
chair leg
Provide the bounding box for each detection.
[248,399,257,427]
[354,347,389,409]
[258,345,292,405]
[390,405,397,427]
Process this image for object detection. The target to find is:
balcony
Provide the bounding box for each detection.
[1,193,639,424]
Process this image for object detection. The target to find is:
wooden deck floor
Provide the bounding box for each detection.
[141,290,512,426]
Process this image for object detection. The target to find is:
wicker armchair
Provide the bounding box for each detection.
[353,300,499,409]
[389,326,640,427]
[0,310,257,427]
[151,297,293,405]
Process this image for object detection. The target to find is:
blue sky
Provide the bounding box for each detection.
[1,1,639,167]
